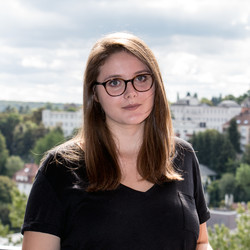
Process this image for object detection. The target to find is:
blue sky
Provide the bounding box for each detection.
[0,0,250,103]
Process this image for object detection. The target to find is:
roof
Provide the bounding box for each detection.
[218,100,240,108]
[200,164,217,176]
[241,96,250,108]
[235,109,250,126]
[13,163,39,184]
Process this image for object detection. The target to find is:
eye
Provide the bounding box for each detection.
[107,79,122,87]
[135,74,148,82]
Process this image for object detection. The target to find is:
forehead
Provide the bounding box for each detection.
[98,51,149,80]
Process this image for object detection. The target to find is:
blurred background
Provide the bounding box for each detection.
[0,0,250,249]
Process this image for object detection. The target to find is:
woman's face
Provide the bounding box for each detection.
[95,51,155,129]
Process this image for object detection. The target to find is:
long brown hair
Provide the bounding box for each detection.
[74,32,182,191]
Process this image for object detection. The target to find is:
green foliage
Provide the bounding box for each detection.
[0,132,9,175]
[0,176,16,228]
[30,107,44,124]
[0,176,16,203]
[32,127,65,164]
[236,164,250,201]
[227,118,241,153]
[0,202,11,225]
[5,156,25,178]
[190,129,236,175]
[12,121,48,161]
[219,173,236,197]
[209,203,250,249]
[242,144,250,165]
[208,224,232,249]
[0,112,21,155]
[9,189,27,230]
[207,180,221,207]
[0,219,10,237]
[200,97,213,106]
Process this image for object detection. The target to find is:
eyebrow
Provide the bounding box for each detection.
[102,69,151,82]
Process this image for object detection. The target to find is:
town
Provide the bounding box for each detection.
[0,90,250,248]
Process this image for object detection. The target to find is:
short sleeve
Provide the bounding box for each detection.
[21,169,65,237]
[192,153,210,224]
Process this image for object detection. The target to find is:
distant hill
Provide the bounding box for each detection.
[0,100,81,112]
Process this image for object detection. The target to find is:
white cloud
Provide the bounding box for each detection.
[0,0,249,103]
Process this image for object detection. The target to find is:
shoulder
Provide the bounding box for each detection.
[174,137,195,156]
[38,140,87,191]
[173,137,199,173]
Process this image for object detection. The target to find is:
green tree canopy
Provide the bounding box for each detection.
[242,144,250,165]
[200,97,213,106]
[9,189,27,230]
[0,113,21,155]
[0,132,9,175]
[227,118,241,153]
[12,121,48,161]
[190,129,236,174]
[0,176,16,203]
[5,156,25,178]
[32,127,65,164]
[209,203,250,249]
[236,163,250,201]
[219,173,236,197]
[0,176,16,227]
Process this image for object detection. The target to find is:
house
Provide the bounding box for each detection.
[199,164,217,204]
[223,97,250,151]
[42,109,82,137]
[13,163,39,196]
[171,96,241,141]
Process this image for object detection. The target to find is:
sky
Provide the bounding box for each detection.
[0,0,250,104]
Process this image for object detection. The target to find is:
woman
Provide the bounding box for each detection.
[22,32,212,249]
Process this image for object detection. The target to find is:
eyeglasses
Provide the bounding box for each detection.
[94,73,153,97]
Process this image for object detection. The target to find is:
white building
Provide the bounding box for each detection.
[42,109,82,137]
[171,96,241,140]
[13,163,39,196]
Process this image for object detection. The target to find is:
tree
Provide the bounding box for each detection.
[190,130,236,175]
[0,132,9,175]
[211,94,222,106]
[227,118,241,153]
[0,219,9,237]
[32,127,65,164]
[242,144,250,165]
[12,121,48,161]
[0,176,16,204]
[209,203,250,249]
[30,107,44,125]
[0,113,21,155]
[5,156,25,178]
[200,98,213,106]
[218,173,236,197]
[207,180,221,207]
[236,164,250,201]
[0,176,16,227]
[223,94,237,102]
[9,189,27,230]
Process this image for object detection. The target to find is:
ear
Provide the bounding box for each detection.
[93,86,99,102]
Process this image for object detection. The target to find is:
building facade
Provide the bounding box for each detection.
[171,96,241,140]
[42,109,82,137]
[13,163,39,196]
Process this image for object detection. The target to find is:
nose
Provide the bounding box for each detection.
[124,82,137,98]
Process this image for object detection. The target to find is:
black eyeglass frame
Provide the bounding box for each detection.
[93,73,154,97]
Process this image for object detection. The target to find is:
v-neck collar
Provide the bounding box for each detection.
[119,183,157,195]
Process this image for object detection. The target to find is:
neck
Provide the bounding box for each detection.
[108,122,144,157]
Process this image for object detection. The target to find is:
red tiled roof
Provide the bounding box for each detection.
[13,163,39,184]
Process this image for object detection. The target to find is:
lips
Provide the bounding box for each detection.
[122,104,141,111]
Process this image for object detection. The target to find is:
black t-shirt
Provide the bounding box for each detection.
[21,138,210,250]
